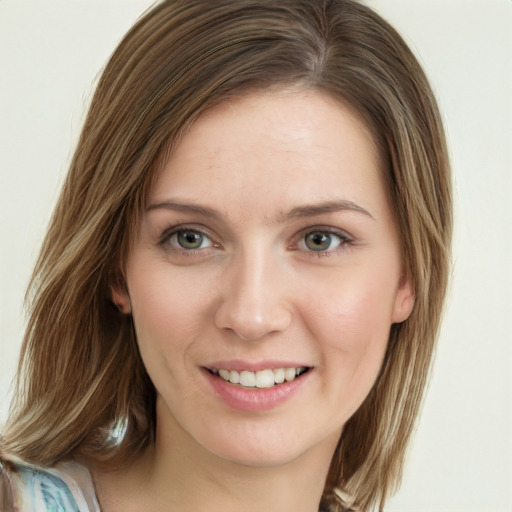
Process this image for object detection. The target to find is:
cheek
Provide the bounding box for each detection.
[301,269,397,407]
[304,266,398,344]
[129,261,211,341]
[318,289,391,373]
[126,261,216,393]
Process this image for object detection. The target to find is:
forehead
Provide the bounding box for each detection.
[149,89,388,224]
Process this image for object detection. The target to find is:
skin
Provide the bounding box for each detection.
[104,89,414,512]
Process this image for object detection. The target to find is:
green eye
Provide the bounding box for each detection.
[303,231,343,252]
[174,230,210,250]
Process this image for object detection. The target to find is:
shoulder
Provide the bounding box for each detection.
[0,459,100,512]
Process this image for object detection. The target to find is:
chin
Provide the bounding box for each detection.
[196,419,342,469]
[210,442,303,468]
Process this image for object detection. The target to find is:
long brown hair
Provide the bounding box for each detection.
[1,1,452,510]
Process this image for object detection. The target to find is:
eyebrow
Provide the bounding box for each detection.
[146,201,222,219]
[146,199,374,222]
[285,200,374,221]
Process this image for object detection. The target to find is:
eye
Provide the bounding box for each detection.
[298,230,348,252]
[168,229,213,250]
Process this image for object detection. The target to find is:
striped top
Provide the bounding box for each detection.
[1,460,334,511]
[0,460,100,512]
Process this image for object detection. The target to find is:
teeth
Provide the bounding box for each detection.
[219,369,230,380]
[284,367,296,382]
[256,369,274,388]
[214,367,308,388]
[274,368,285,384]
[239,370,256,387]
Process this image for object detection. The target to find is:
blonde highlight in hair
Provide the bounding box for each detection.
[1,1,452,510]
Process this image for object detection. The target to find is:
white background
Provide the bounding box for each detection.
[1,1,511,511]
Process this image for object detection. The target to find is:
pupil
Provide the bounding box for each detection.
[306,232,330,251]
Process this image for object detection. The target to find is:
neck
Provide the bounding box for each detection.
[149,437,333,512]
[94,402,339,512]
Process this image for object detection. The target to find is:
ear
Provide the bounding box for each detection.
[391,271,415,323]
[111,276,132,314]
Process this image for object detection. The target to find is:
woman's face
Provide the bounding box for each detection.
[114,90,414,467]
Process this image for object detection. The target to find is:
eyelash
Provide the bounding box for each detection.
[158,225,353,257]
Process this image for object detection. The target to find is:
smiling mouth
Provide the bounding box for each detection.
[206,367,311,389]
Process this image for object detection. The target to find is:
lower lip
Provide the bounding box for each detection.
[202,368,311,411]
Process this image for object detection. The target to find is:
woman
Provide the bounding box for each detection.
[0,0,452,511]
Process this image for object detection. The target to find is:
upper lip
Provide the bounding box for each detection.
[204,359,311,372]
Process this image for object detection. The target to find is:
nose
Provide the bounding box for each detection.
[214,248,292,342]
